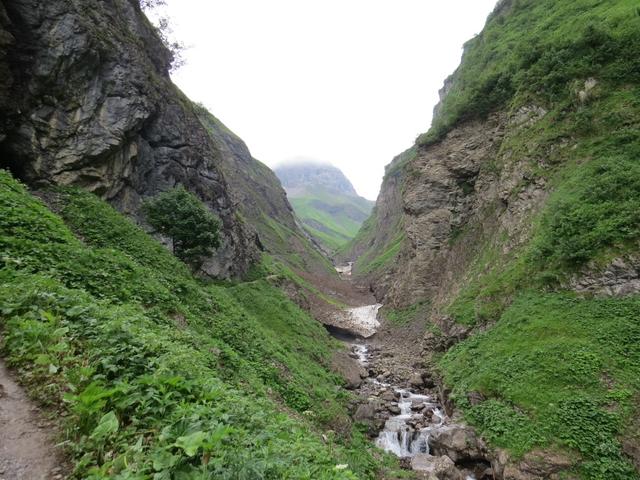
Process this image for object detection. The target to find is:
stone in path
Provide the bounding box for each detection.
[0,360,62,480]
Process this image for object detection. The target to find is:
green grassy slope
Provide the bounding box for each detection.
[0,170,401,479]
[339,147,414,277]
[416,1,640,477]
[419,0,640,147]
[290,190,374,252]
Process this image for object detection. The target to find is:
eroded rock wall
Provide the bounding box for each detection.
[357,105,550,310]
[0,0,258,277]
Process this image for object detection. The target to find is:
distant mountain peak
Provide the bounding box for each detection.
[274,162,358,198]
[274,162,374,252]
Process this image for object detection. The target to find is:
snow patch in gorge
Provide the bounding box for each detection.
[342,304,382,338]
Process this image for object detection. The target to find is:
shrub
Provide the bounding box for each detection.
[142,186,220,271]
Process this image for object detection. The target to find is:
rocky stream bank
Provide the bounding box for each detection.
[328,265,494,480]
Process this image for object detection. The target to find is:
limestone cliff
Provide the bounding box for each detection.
[0,0,261,277]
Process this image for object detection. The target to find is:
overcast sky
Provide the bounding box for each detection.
[160,0,497,200]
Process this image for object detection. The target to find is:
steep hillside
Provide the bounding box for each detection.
[0,0,328,279]
[0,170,406,478]
[350,0,640,478]
[0,1,396,475]
[194,106,334,275]
[276,163,374,252]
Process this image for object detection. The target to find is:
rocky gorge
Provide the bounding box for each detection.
[0,0,638,478]
[324,264,492,480]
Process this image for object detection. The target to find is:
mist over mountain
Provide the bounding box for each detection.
[275,161,359,198]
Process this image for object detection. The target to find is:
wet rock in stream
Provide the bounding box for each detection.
[328,304,490,479]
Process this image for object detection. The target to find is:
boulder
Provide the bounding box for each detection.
[428,425,486,463]
[409,372,425,388]
[330,351,363,390]
[380,390,396,402]
[492,448,574,480]
[353,399,382,423]
[410,454,464,480]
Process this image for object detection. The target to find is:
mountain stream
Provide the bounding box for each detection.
[329,266,476,478]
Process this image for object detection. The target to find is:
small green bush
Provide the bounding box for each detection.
[142,186,220,270]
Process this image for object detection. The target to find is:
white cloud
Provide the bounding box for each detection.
[162,0,497,200]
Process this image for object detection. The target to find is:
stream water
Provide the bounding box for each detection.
[350,341,477,480]
[351,342,448,457]
[331,265,478,477]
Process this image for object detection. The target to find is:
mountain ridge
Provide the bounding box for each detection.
[275,162,374,252]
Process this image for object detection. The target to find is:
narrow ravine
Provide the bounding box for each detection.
[331,264,485,479]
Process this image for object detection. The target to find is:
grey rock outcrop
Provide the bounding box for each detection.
[411,454,463,480]
[0,0,259,277]
[569,254,640,297]
[492,449,574,480]
[428,425,487,464]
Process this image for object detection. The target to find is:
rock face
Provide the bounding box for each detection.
[569,254,640,297]
[493,449,574,480]
[195,107,330,274]
[0,0,272,277]
[350,107,551,308]
[341,148,408,297]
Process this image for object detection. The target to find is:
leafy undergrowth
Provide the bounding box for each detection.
[441,293,640,479]
[418,0,640,146]
[0,171,399,479]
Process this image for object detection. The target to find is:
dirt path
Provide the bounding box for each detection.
[0,360,63,480]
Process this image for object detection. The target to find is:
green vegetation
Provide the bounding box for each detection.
[355,232,405,275]
[382,301,429,326]
[0,171,399,479]
[289,190,374,252]
[342,149,408,279]
[441,293,640,479]
[257,213,337,276]
[418,0,640,146]
[532,154,640,272]
[142,186,220,270]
